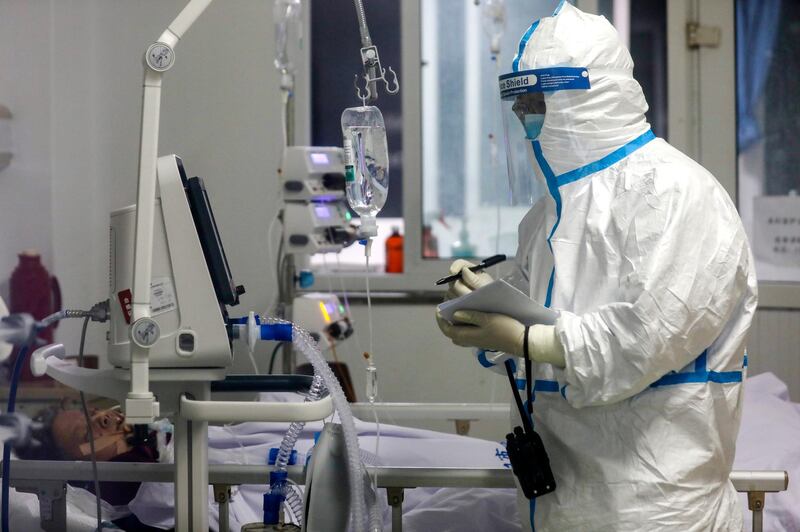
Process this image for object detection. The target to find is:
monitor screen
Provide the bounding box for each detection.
[178,158,242,308]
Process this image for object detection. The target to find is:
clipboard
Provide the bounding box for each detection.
[437,279,558,326]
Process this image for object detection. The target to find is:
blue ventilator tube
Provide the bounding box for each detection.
[263,493,283,525]
[263,470,289,524]
[228,315,293,342]
[261,323,293,342]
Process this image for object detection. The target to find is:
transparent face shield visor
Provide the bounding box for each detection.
[499,67,590,205]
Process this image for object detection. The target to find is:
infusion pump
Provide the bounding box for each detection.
[280,146,356,255]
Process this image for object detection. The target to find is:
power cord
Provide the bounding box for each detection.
[78,316,103,531]
[268,342,284,374]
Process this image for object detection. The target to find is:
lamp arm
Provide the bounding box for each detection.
[127,0,216,424]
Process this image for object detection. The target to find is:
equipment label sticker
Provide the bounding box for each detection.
[118,289,133,324]
[150,277,177,316]
[500,67,590,99]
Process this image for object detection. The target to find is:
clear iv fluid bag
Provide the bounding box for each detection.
[341,106,389,221]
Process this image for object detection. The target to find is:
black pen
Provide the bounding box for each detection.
[435,254,507,286]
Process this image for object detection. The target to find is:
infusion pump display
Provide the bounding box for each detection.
[308,151,332,166]
[281,146,346,202]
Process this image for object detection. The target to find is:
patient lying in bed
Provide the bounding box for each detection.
[16,398,518,532]
[15,403,167,530]
[13,372,800,532]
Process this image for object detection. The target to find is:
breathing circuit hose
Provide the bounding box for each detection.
[265,318,378,531]
[270,373,325,527]
[1,343,31,532]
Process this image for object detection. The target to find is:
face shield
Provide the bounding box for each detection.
[499,67,591,205]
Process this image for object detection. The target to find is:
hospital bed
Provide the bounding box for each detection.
[2,372,797,532]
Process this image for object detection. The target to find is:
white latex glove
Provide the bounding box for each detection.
[437,309,566,367]
[445,259,494,301]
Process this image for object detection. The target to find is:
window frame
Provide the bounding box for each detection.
[665,0,799,308]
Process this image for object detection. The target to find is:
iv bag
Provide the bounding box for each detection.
[482,0,506,56]
[341,106,389,237]
[274,0,302,74]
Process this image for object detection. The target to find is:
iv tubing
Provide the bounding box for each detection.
[364,240,383,531]
[364,240,375,371]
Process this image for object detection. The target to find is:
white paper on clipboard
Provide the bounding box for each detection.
[437,279,558,326]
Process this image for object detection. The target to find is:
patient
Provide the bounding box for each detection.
[17,402,166,531]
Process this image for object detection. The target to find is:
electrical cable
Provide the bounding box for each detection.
[504,360,534,435]
[525,358,533,416]
[276,236,286,305]
[266,209,283,315]
[77,317,103,532]
[268,342,284,374]
[329,343,357,402]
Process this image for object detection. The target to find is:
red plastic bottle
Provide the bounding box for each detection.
[8,250,61,383]
[385,227,404,273]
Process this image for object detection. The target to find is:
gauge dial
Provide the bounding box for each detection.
[131,317,160,348]
[146,43,175,72]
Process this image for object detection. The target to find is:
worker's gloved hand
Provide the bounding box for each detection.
[438,310,566,368]
[445,260,493,301]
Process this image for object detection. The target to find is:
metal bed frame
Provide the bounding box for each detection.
[1,461,788,532]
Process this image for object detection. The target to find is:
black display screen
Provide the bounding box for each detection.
[177,158,242,308]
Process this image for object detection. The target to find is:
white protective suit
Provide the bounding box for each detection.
[485,2,759,531]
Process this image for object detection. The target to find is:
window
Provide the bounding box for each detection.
[307,0,672,289]
[420,0,554,261]
[310,0,403,273]
[421,0,669,261]
[736,0,800,283]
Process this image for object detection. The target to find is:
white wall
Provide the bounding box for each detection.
[0,0,288,358]
[0,1,55,298]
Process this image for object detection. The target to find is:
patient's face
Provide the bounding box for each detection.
[51,408,133,461]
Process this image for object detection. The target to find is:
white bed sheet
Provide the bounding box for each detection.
[129,414,518,531]
[734,372,800,531]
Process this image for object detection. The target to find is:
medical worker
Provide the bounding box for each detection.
[436,2,758,531]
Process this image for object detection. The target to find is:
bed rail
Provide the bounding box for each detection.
[0,461,788,532]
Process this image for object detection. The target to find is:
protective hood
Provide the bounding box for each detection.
[515,1,651,176]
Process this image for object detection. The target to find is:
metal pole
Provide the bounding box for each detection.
[214,484,232,532]
[748,491,765,532]
[174,412,190,532]
[190,385,210,531]
[387,487,404,532]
